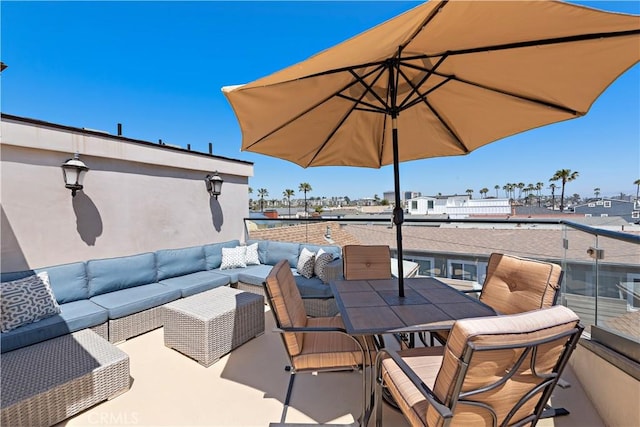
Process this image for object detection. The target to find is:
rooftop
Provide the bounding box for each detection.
[57,307,604,427]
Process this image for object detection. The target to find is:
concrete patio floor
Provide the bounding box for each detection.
[57,308,605,427]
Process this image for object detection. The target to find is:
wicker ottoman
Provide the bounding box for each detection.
[163,286,265,367]
[1,329,130,427]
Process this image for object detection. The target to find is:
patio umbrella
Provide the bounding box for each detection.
[223,0,640,297]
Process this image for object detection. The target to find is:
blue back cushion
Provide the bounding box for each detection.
[87,253,157,297]
[1,262,88,304]
[264,241,300,267]
[156,246,206,281]
[204,240,240,270]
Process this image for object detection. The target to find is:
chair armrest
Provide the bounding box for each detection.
[377,349,453,421]
[274,326,348,334]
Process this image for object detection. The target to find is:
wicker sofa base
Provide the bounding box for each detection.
[108,306,164,343]
[90,321,109,340]
[1,329,130,427]
[235,281,338,317]
[163,287,265,367]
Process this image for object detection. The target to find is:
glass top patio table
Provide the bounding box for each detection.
[330,277,498,336]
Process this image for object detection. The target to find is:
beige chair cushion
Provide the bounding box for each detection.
[265,259,308,356]
[291,316,374,371]
[429,305,580,427]
[343,245,392,280]
[433,254,562,346]
[381,347,444,427]
[479,253,562,315]
[266,259,376,372]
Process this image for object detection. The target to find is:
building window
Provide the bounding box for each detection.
[406,256,435,276]
[623,274,640,308]
[584,214,592,218]
[600,214,608,217]
[632,211,639,219]
[447,259,487,283]
[604,201,611,208]
[588,203,595,207]
[411,200,418,210]
[427,200,434,209]
[596,200,604,205]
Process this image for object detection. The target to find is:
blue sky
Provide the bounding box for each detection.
[2,1,638,200]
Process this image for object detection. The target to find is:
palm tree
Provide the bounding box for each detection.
[525,184,535,205]
[298,182,312,216]
[536,182,544,207]
[550,169,579,212]
[257,188,268,212]
[517,182,525,200]
[283,189,295,217]
[465,188,473,198]
[548,183,557,209]
[494,184,500,198]
[634,179,640,201]
[594,187,601,199]
[480,187,489,198]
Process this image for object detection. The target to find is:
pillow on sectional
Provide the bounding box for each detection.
[314,248,335,283]
[0,272,61,333]
[220,246,247,270]
[297,247,316,279]
[245,242,260,266]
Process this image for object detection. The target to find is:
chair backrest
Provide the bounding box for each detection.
[264,259,308,357]
[479,253,562,315]
[428,305,582,427]
[342,245,392,280]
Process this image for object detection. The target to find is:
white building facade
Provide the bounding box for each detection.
[407,195,511,218]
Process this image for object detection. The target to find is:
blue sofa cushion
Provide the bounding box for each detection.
[213,265,263,284]
[156,246,206,281]
[204,240,240,270]
[0,300,108,353]
[88,253,157,297]
[90,283,180,319]
[263,241,300,267]
[1,262,89,304]
[294,275,334,299]
[160,271,230,297]
[237,264,275,286]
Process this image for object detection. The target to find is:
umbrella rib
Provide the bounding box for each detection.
[402,76,453,111]
[394,56,581,115]
[397,54,448,110]
[244,65,387,152]
[303,67,390,167]
[432,70,581,115]
[440,29,640,58]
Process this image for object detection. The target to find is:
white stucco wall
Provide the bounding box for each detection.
[1,115,253,271]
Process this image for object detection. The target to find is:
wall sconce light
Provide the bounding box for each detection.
[61,152,89,197]
[205,171,223,199]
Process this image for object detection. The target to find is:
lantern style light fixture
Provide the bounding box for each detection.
[61,152,89,197]
[205,171,223,199]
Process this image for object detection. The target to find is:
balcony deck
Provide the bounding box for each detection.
[58,308,604,427]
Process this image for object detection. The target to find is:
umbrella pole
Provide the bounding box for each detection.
[391,116,405,297]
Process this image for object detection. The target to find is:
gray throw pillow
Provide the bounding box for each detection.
[296,247,316,279]
[1,272,61,333]
[314,248,335,283]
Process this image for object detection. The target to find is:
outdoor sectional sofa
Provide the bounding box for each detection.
[0,239,342,353]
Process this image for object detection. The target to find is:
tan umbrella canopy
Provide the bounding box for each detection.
[223,0,640,296]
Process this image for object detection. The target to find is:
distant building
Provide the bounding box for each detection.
[407,195,511,218]
[573,198,639,224]
[382,191,395,204]
[404,191,421,201]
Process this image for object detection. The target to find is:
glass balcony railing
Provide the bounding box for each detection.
[244,215,640,360]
